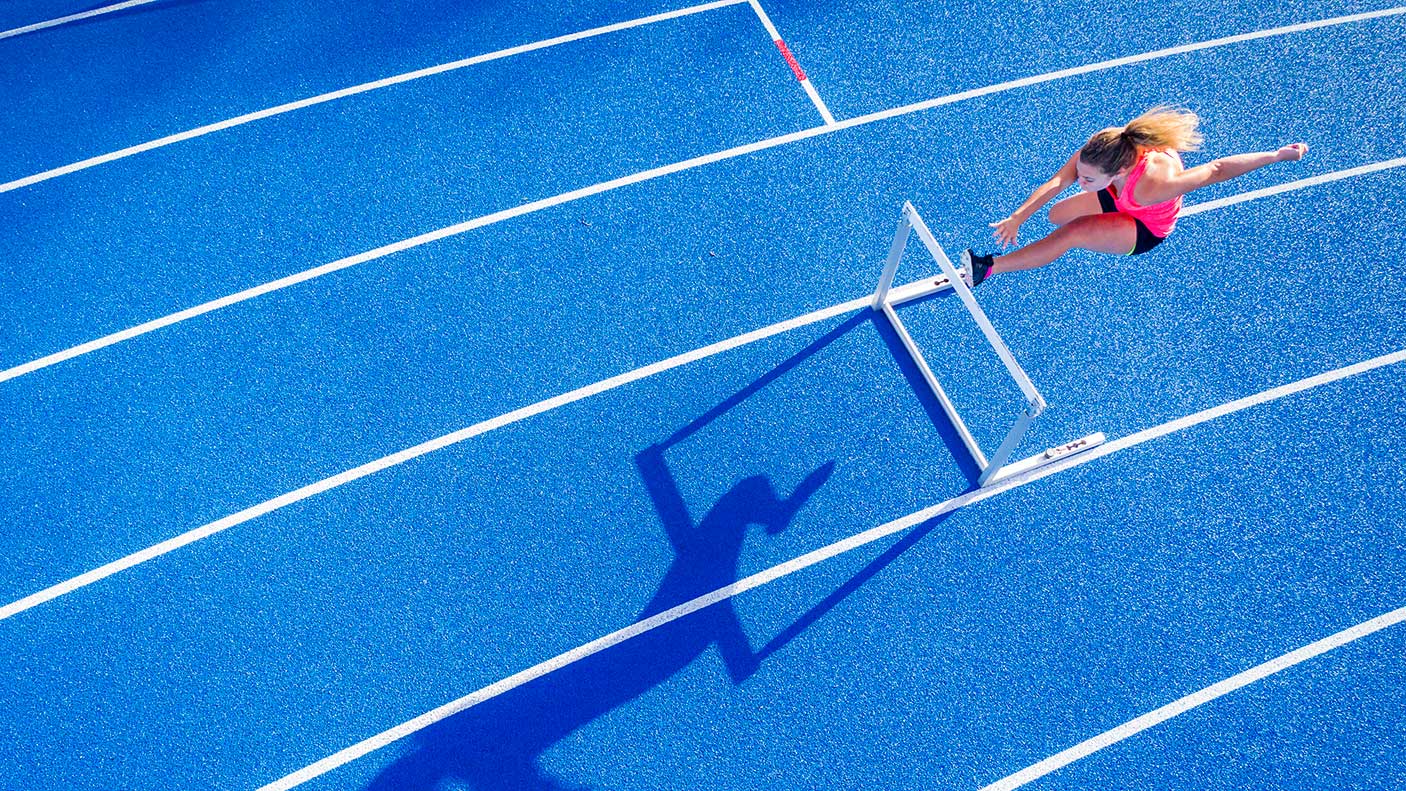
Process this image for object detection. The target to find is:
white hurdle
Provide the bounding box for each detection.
[873,202,1105,487]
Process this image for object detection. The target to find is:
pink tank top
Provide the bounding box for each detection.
[1111,149,1182,237]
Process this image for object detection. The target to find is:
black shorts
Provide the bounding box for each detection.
[1097,188,1166,255]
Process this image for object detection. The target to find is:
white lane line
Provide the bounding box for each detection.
[1183,157,1406,215]
[799,76,837,126]
[257,348,1406,791]
[0,164,1399,622]
[6,141,1402,387]
[8,2,1395,197]
[842,6,1406,129]
[8,3,1391,198]
[0,127,825,384]
[981,606,1406,791]
[0,0,749,194]
[0,0,160,40]
[0,296,870,623]
[747,0,837,125]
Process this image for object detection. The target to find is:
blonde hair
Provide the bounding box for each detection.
[1080,106,1204,174]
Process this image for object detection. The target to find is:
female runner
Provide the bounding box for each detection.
[963,106,1308,286]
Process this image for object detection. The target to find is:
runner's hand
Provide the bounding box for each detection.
[989,216,1021,249]
[1277,143,1308,162]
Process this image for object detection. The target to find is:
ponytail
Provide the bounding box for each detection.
[1123,105,1203,151]
[1080,106,1203,174]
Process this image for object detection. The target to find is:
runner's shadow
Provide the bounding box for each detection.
[363,320,856,791]
[364,455,835,791]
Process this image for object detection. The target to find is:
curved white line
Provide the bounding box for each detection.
[4,117,1404,385]
[981,606,1406,791]
[0,0,749,193]
[0,296,870,623]
[257,348,1406,790]
[0,0,160,41]
[843,6,1406,128]
[1182,157,1406,215]
[8,4,1395,193]
[0,165,1400,621]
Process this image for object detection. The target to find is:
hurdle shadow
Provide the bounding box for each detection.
[362,307,980,789]
[870,294,986,489]
[734,300,976,662]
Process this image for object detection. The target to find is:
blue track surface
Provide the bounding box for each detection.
[1,1,1403,789]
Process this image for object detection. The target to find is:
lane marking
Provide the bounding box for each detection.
[0,0,750,193]
[800,78,835,125]
[1182,156,1406,215]
[748,0,837,124]
[775,39,807,81]
[981,606,1406,791]
[5,147,1402,386]
[0,297,871,623]
[4,4,1399,199]
[843,6,1406,129]
[0,164,1400,621]
[0,0,160,40]
[257,348,1406,791]
[13,2,1390,193]
[746,0,783,38]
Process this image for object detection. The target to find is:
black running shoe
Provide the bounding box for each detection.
[961,249,994,287]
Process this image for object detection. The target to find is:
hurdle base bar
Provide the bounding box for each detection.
[873,201,1105,488]
[981,432,1107,485]
[886,272,961,306]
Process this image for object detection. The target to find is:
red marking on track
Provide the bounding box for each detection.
[774,39,806,81]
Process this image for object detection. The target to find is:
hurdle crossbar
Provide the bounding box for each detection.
[873,202,1104,487]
